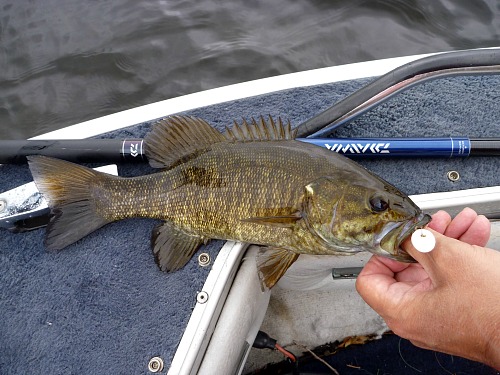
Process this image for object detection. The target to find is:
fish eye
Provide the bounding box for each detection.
[369,196,389,212]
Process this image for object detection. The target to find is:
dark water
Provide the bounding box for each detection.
[1,0,499,139]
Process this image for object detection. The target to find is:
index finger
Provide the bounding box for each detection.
[427,210,451,234]
[356,255,411,314]
[356,256,406,298]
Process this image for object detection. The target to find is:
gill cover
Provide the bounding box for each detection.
[303,177,354,251]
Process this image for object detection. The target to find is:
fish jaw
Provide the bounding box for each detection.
[375,212,432,262]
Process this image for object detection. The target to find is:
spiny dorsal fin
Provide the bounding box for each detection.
[224,115,296,142]
[145,115,226,169]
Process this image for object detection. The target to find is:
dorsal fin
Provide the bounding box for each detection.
[224,116,296,142]
[145,115,226,169]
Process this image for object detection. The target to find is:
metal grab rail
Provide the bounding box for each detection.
[296,48,500,137]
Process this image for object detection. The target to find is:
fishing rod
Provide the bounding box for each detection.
[0,136,499,164]
[1,49,500,164]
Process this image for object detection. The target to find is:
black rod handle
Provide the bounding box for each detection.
[470,138,500,156]
[0,139,145,164]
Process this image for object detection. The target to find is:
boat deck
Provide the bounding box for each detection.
[1,59,499,374]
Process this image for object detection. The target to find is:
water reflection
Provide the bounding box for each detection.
[0,0,498,138]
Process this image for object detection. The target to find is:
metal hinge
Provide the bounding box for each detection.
[332,267,363,279]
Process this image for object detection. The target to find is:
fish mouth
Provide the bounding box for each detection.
[378,212,432,262]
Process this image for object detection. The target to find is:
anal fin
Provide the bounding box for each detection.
[256,247,299,290]
[151,221,207,272]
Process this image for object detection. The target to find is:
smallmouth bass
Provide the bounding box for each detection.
[28,116,430,289]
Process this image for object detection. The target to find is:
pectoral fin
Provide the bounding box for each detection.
[151,222,208,272]
[242,212,302,228]
[256,247,299,290]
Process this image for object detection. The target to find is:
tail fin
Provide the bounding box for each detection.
[27,156,111,250]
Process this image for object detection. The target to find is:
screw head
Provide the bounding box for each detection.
[148,357,164,373]
[198,252,211,267]
[447,170,460,182]
[196,291,209,304]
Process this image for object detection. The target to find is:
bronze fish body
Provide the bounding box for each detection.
[27,116,430,289]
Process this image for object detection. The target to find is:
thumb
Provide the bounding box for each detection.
[401,228,468,284]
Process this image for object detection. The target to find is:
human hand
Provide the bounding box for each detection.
[356,208,500,369]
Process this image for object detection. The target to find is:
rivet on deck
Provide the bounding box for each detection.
[148,357,164,373]
[196,291,209,304]
[197,252,210,267]
[447,170,460,182]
